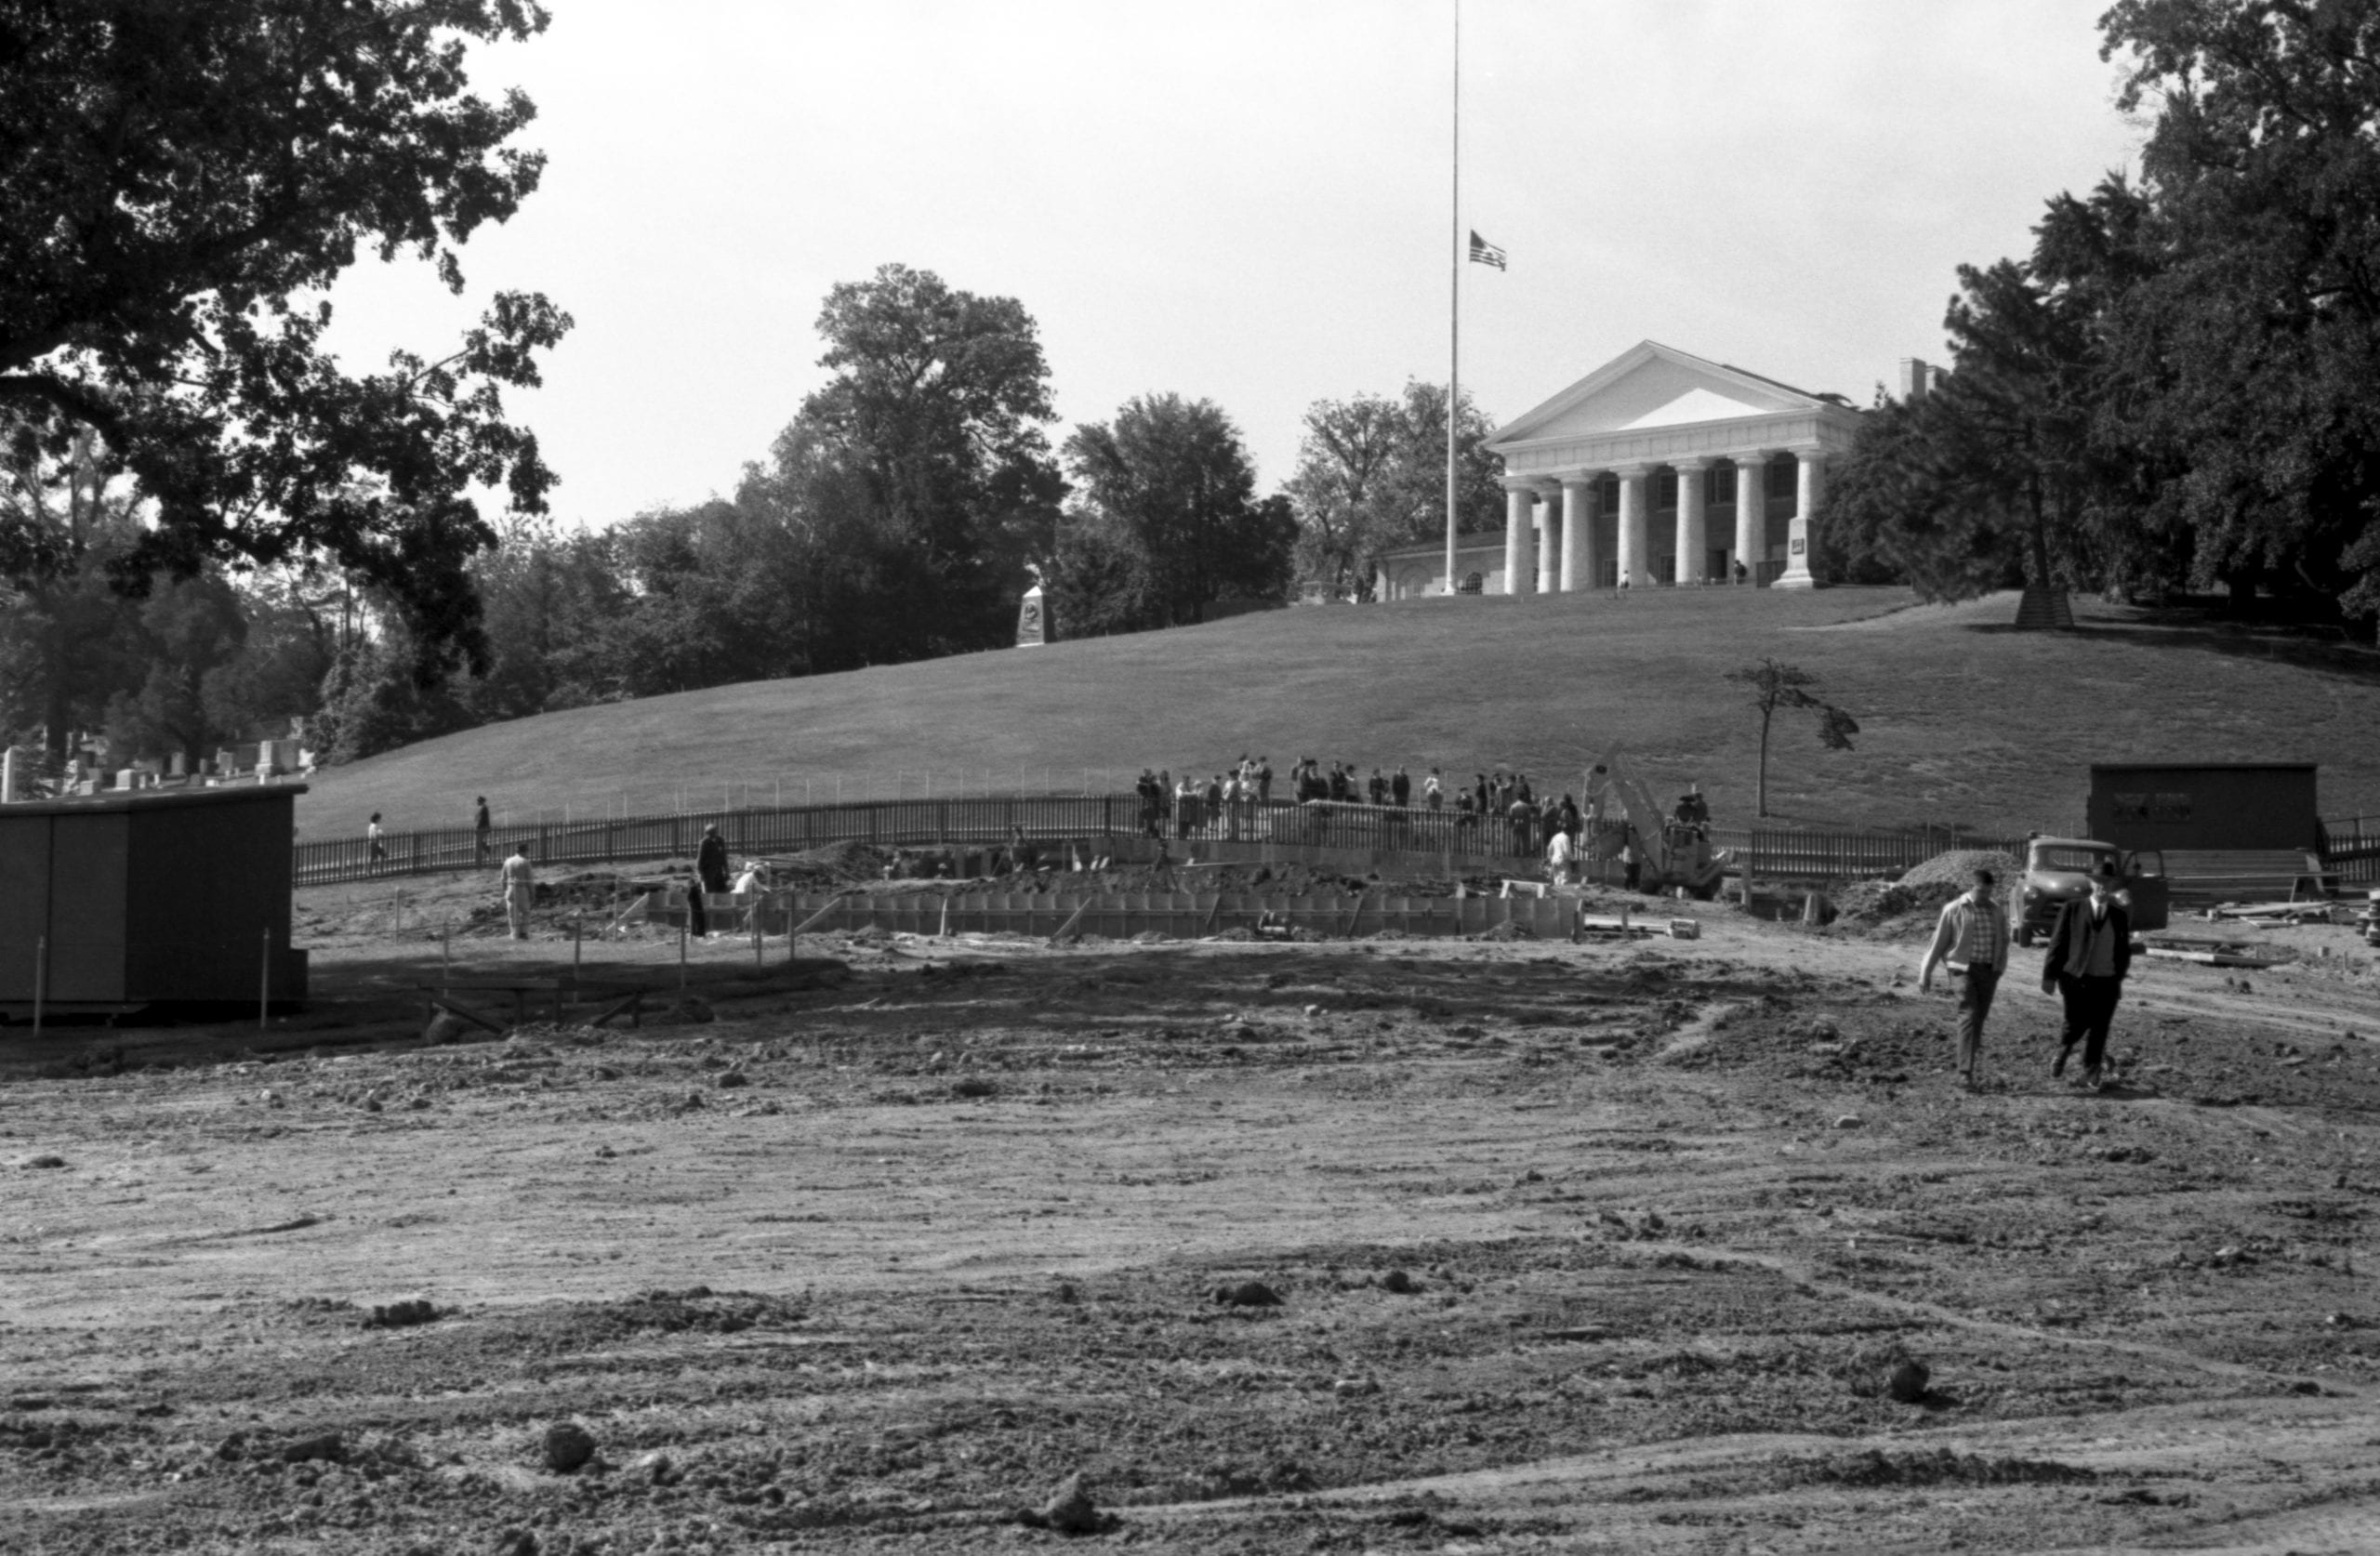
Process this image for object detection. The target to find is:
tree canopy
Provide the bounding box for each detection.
[1286,382,1501,600]
[0,0,570,668]
[789,264,1064,661]
[1054,393,1293,635]
[1831,0,2380,629]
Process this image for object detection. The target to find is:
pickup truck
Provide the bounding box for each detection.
[2012,835,2170,943]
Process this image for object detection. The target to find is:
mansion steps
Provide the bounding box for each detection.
[1374,341,1903,599]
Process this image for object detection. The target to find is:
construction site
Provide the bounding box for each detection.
[7,747,2380,1555]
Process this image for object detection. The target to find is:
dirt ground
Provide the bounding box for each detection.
[7,867,2380,1554]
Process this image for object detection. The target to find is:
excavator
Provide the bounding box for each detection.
[1579,751,1732,898]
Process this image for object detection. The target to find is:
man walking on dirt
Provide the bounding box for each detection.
[2043,861,2132,1089]
[1918,866,2008,1091]
[500,844,535,940]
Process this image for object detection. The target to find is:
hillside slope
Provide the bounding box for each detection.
[297,587,2380,840]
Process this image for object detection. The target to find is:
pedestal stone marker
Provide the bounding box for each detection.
[1016,583,1051,648]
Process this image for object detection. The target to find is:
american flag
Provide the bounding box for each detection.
[1468,231,1506,270]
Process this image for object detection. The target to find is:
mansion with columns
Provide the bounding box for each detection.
[1373,341,1867,599]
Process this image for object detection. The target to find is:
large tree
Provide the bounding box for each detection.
[1825,176,2154,603]
[1057,393,1294,632]
[791,264,1064,662]
[1286,380,1501,600]
[0,0,571,670]
[2096,0,2380,621]
[0,429,147,761]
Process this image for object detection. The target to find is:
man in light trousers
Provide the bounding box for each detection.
[501,844,535,940]
[1918,866,2008,1091]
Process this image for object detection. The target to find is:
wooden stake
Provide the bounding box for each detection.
[680,922,689,990]
[574,914,584,1002]
[259,927,271,1031]
[32,934,45,1039]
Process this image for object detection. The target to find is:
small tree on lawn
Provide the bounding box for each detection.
[1727,658,1859,818]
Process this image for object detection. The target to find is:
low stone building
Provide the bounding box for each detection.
[1373,341,1877,600]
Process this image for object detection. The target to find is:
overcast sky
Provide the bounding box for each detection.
[320,1,2150,527]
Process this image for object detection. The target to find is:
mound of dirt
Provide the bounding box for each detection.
[1899,848,2023,890]
[774,841,896,889]
[1828,847,2023,941]
[1828,878,1964,939]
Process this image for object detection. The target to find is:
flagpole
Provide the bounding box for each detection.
[1445,0,1461,597]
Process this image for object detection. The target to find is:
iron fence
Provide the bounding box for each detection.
[298,794,2039,890]
[2322,815,2380,888]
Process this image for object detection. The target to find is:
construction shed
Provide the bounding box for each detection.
[2087,763,2320,852]
[0,785,308,1015]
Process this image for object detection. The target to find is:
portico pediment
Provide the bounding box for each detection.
[1488,340,1838,449]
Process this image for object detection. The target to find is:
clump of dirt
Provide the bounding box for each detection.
[484,1288,811,1354]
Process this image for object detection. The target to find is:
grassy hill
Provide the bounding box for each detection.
[296,587,2380,843]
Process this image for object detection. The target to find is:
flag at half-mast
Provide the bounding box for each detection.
[1468,231,1506,270]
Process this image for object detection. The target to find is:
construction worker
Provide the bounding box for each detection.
[501,844,535,940]
[1674,784,1710,829]
[696,823,730,896]
[1545,824,1575,886]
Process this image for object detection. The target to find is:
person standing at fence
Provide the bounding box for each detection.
[366,812,387,871]
[1919,866,2009,1092]
[501,843,535,939]
[1367,768,1386,806]
[1392,766,1411,808]
[2043,862,2132,1089]
[1424,768,1444,811]
[1256,757,1274,805]
[1205,773,1223,837]
[696,823,731,897]
[1507,793,1534,856]
[474,796,491,865]
[1137,770,1162,837]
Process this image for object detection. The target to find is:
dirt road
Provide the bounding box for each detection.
[6,882,2380,1552]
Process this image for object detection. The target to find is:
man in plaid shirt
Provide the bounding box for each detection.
[1918,867,2009,1091]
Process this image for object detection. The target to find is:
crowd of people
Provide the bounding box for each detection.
[1130,757,1716,880]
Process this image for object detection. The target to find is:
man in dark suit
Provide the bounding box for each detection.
[2042,861,2132,1088]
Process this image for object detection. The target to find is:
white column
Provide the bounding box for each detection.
[1535,484,1560,593]
[1559,475,1593,593]
[1674,459,1709,586]
[1733,453,1766,584]
[1502,483,1533,596]
[1777,449,1825,589]
[1615,464,1650,589]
